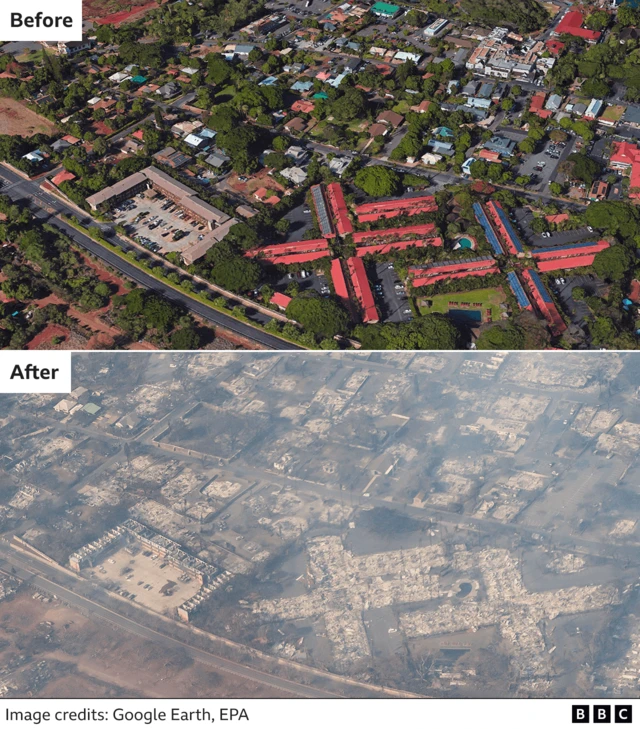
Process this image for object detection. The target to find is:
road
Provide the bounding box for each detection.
[0,166,300,351]
[0,544,343,699]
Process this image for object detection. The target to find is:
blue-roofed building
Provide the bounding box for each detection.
[291,80,314,92]
[507,271,531,309]
[483,135,517,157]
[473,202,504,256]
[259,76,278,86]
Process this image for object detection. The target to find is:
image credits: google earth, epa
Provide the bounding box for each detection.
[3,351,640,698]
[3,0,640,351]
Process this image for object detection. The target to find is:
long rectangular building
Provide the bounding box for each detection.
[245,239,330,258]
[310,184,335,238]
[532,240,609,272]
[346,256,379,323]
[507,271,532,310]
[473,202,504,256]
[486,200,524,255]
[409,256,499,287]
[352,222,437,244]
[325,183,353,236]
[331,258,351,309]
[354,194,437,223]
[521,268,567,336]
[356,237,443,257]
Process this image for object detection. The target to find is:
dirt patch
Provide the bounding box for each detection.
[26,323,70,350]
[0,98,58,137]
[0,590,293,698]
[86,0,170,25]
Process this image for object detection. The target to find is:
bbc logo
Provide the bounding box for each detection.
[572,706,632,724]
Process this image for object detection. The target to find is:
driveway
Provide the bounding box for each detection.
[372,262,412,324]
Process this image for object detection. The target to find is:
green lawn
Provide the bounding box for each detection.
[419,287,506,323]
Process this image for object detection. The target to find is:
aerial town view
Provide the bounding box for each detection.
[4,0,640,350]
[1,351,640,698]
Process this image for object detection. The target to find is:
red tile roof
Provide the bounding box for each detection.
[555,11,601,41]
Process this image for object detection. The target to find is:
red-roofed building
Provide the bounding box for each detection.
[331,258,350,309]
[245,239,330,259]
[610,141,640,199]
[553,11,601,43]
[354,195,437,223]
[529,92,553,119]
[408,257,499,287]
[291,99,315,114]
[325,182,353,236]
[545,39,565,56]
[521,268,567,335]
[254,187,281,205]
[545,213,570,225]
[478,149,502,163]
[352,223,437,243]
[355,238,443,257]
[51,170,76,186]
[62,134,80,145]
[132,129,145,141]
[346,257,379,323]
[271,292,292,311]
[532,240,610,271]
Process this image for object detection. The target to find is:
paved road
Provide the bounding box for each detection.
[0,545,340,699]
[0,167,300,351]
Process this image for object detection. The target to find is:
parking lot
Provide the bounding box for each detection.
[513,208,596,248]
[552,274,607,335]
[276,268,331,298]
[517,136,575,191]
[372,262,412,324]
[113,191,209,255]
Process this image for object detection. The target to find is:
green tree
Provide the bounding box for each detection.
[286,293,349,338]
[354,166,401,197]
[476,323,525,350]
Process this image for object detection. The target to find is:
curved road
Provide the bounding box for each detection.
[0,167,301,351]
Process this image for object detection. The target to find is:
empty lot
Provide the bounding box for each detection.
[0,97,58,137]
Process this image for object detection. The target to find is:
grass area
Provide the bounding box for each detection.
[392,99,411,115]
[419,287,506,323]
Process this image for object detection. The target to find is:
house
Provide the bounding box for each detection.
[546,94,563,111]
[284,117,307,134]
[483,135,516,157]
[623,106,640,129]
[421,152,443,165]
[205,150,231,169]
[156,82,179,99]
[285,146,309,163]
[51,170,76,187]
[291,80,314,93]
[254,187,281,204]
[589,180,609,201]
[377,110,404,128]
[281,167,308,185]
[271,292,292,311]
[529,92,553,119]
[55,37,93,56]
[411,100,432,114]
[368,122,389,137]
[291,99,315,114]
[584,98,603,120]
[153,147,191,169]
[427,139,454,156]
[328,156,352,176]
